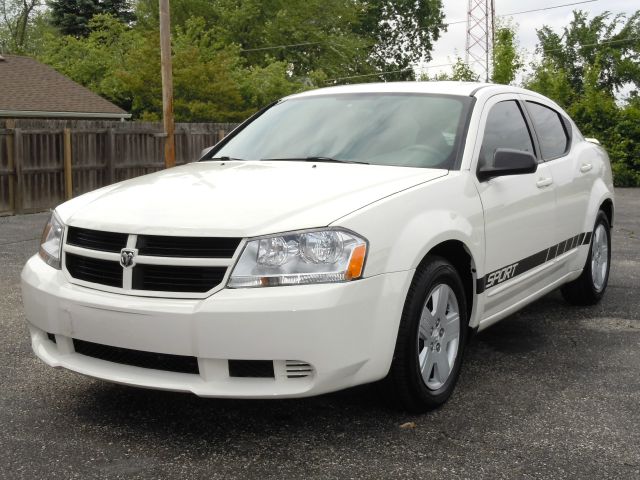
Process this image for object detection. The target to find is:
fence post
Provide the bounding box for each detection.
[106,128,116,184]
[63,128,73,199]
[13,127,24,214]
[217,129,225,143]
[5,120,15,214]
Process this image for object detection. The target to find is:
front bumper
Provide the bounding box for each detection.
[22,255,412,398]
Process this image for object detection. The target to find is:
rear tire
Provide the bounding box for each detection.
[561,210,611,306]
[385,256,468,412]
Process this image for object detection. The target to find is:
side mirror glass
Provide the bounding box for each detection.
[478,148,538,181]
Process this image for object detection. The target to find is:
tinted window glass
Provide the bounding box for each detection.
[213,94,472,169]
[479,100,534,168]
[526,101,569,159]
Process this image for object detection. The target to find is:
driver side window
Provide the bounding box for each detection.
[480,100,535,169]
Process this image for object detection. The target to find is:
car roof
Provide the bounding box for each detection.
[285,81,547,101]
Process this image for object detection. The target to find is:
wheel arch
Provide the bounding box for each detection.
[600,198,614,226]
[583,175,614,234]
[415,239,479,330]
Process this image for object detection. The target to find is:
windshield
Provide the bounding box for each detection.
[210,93,472,169]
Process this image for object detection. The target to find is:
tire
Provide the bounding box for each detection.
[561,210,611,306]
[386,255,468,412]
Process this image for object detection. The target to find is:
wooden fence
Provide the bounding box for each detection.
[0,119,237,216]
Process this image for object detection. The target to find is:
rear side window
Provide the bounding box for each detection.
[479,100,534,168]
[526,102,570,160]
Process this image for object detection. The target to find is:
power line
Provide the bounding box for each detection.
[327,34,640,84]
[326,68,414,83]
[238,0,601,55]
[326,63,456,83]
[500,0,598,17]
[236,0,629,84]
[525,35,640,54]
[445,0,599,26]
[240,41,323,53]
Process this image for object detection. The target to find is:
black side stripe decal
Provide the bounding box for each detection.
[476,231,593,294]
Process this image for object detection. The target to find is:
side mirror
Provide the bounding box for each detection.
[478,148,538,181]
[199,146,214,160]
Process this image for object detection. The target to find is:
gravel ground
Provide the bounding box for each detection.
[1,189,638,480]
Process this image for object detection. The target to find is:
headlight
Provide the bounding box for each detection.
[228,229,367,288]
[39,211,64,269]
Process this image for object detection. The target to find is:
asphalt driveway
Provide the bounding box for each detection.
[1,189,638,479]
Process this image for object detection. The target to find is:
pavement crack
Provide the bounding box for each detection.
[0,237,40,246]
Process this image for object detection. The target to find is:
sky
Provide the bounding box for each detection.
[426,0,638,81]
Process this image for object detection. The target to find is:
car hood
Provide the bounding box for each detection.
[58,161,447,237]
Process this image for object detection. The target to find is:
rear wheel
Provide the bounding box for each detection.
[386,256,468,412]
[561,210,611,305]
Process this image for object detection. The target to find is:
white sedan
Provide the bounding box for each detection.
[22,82,614,411]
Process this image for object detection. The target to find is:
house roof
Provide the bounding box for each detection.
[0,54,130,119]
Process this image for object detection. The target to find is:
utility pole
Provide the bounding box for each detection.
[159,0,175,168]
[465,0,495,82]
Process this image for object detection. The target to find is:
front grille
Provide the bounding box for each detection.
[228,360,275,378]
[137,235,241,258]
[67,226,128,253]
[64,227,239,296]
[73,338,199,374]
[132,264,227,293]
[66,253,123,288]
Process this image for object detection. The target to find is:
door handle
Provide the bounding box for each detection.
[536,177,553,188]
[580,163,593,173]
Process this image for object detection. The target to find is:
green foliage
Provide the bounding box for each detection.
[422,57,479,82]
[38,14,302,122]
[608,97,640,187]
[48,0,135,37]
[0,0,42,53]
[526,10,640,187]
[536,10,640,95]
[357,0,446,80]
[33,0,446,120]
[133,0,446,82]
[492,20,523,85]
[523,60,575,109]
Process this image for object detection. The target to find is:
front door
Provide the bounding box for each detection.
[473,95,557,320]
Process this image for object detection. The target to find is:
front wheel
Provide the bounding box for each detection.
[386,256,468,412]
[561,210,611,305]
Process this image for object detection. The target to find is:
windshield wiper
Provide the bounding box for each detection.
[202,156,245,162]
[260,156,369,165]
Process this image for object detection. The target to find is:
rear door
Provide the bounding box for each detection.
[522,98,592,273]
[473,95,557,319]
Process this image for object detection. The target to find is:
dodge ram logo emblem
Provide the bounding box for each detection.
[120,248,137,268]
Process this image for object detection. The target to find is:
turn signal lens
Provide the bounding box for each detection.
[346,244,367,280]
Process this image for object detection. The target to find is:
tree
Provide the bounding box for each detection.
[133,0,376,85]
[0,0,41,52]
[492,20,523,85]
[36,0,448,120]
[526,9,640,186]
[610,96,640,186]
[49,0,135,37]
[523,61,575,109]
[134,0,447,83]
[421,57,479,82]
[39,14,301,121]
[536,10,640,95]
[358,0,446,80]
